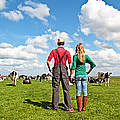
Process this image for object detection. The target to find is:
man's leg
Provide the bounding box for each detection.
[61,68,73,110]
[52,77,60,110]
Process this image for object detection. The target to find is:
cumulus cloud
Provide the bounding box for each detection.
[0,59,25,66]
[18,1,50,22]
[94,40,113,49]
[26,35,49,49]
[0,43,47,75]
[50,30,73,45]
[26,30,73,49]
[1,10,24,21]
[0,0,6,10]
[85,48,120,76]
[15,62,47,75]
[0,43,13,48]
[79,0,120,49]
[0,46,37,60]
[22,45,48,54]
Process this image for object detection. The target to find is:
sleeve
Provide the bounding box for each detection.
[86,55,96,68]
[47,50,54,62]
[67,51,72,64]
[72,55,77,70]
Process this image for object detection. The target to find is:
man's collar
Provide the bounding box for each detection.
[58,45,64,48]
[58,46,64,48]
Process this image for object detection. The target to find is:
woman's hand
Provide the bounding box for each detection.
[69,76,74,83]
[86,71,90,74]
[87,67,93,74]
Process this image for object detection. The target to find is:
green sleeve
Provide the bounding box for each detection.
[72,55,77,70]
[86,55,96,68]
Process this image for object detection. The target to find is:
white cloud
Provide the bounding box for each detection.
[0,0,6,10]
[94,40,112,49]
[15,62,47,75]
[1,10,24,21]
[26,30,73,49]
[18,1,50,22]
[22,45,48,54]
[50,30,73,45]
[0,59,25,66]
[0,43,13,48]
[26,35,49,49]
[0,43,48,75]
[79,0,120,49]
[0,46,37,60]
[85,48,120,76]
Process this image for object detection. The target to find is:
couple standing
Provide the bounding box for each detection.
[47,38,96,112]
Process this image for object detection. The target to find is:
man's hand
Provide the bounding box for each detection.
[49,68,52,73]
[47,61,52,73]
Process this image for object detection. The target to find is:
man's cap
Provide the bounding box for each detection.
[57,38,64,43]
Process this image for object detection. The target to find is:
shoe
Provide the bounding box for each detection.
[82,96,87,111]
[76,96,81,112]
[67,108,74,112]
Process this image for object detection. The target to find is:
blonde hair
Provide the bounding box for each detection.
[76,43,85,63]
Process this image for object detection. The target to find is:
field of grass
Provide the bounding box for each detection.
[0,77,120,120]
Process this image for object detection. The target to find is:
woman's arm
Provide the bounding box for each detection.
[86,67,93,74]
[86,55,96,74]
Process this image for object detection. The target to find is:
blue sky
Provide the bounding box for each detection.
[0,0,120,76]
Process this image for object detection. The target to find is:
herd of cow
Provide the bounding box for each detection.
[0,71,52,86]
[88,72,112,86]
[0,71,112,87]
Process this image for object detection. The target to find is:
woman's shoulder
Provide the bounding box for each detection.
[85,54,90,59]
[85,54,89,57]
[73,54,77,57]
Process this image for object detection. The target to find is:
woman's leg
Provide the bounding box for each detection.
[82,77,88,111]
[76,80,81,112]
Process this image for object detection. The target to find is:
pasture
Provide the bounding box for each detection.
[0,77,120,120]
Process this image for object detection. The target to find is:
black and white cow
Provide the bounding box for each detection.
[97,72,112,86]
[23,77,31,84]
[104,72,112,87]
[9,71,19,86]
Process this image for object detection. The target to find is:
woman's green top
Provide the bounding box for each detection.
[72,54,96,76]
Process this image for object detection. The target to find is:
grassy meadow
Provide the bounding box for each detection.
[0,77,120,120]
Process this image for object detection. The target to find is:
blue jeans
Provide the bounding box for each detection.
[75,75,88,96]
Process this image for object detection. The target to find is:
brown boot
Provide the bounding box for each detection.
[82,96,87,111]
[76,96,81,112]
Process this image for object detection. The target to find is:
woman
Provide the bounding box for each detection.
[70,43,96,112]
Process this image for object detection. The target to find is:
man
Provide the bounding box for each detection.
[47,38,74,112]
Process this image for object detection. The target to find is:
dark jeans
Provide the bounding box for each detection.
[52,63,72,109]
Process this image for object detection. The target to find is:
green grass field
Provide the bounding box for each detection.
[0,77,120,120]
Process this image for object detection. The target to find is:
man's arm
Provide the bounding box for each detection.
[47,61,52,73]
[69,63,72,70]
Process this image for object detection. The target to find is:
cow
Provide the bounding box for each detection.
[104,72,112,87]
[37,75,42,82]
[23,77,31,84]
[9,71,19,86]
[97,72,112,86]
[46,73,52,82]
[19,75,27,80]
[88,77,98,83]
[0,76,7,82]
[97,72,105,86]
